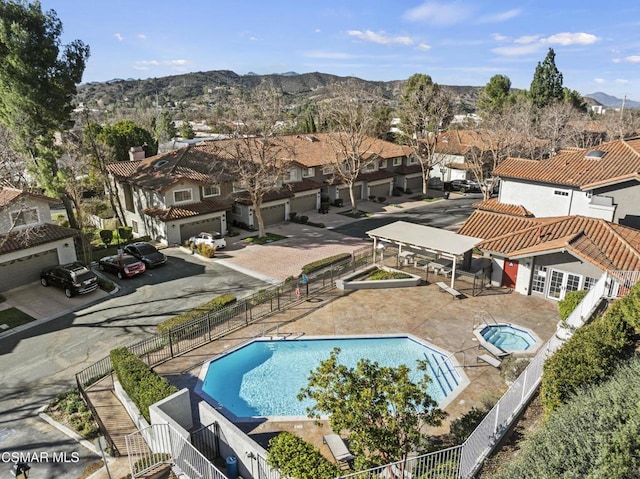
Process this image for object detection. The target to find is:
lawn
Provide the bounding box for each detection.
[0,307,36,330]
[339,210,373,218]
[243,232,288,245]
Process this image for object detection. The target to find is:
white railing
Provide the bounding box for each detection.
[125,423,228,479]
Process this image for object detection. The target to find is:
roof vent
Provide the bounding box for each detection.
[585,150,606,160]
[153,159,169,168]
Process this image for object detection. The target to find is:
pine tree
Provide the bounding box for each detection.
[530,48,564,108]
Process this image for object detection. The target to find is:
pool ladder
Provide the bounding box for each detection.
[473,310,499,329]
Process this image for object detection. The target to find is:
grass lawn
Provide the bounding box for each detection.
[0,307,36,330]
[243,232,288,245]
[339,210,373,218]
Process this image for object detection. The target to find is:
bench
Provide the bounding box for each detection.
[478,353,502,368]
[436,281,464,299]
[323,434,355,469]
[479,340,511,358]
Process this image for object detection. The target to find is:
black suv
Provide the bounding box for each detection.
[40,263,99,298]
[123,242,167,268]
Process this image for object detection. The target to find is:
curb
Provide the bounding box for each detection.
[37,405,101,457]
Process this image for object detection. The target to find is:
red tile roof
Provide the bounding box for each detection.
[460,210,640,272]
[0,187,60,208]
[472,198,533,217]
[494,137,640,189]
[0,223,77,254]
[142,199,231,221]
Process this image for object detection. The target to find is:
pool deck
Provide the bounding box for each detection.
[152,282,560,461]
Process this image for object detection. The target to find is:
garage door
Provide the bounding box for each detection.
[405,176,423,192]
[0,249,58,292]
[180,217,222,243]
[260,204,286,225]
[338,185,362,202]
[291,194,318,213]
[368,182,391,198]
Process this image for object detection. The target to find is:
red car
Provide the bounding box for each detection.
[98,254,146,279]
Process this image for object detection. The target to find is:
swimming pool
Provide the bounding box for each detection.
[195,335,467,421]
[474,324,539,353]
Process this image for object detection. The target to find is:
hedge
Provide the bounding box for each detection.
[558,290,588,321]
[267,431,340,479]
[540,283,640,414]
[301,253,352,275]
[156,294,237,334]
[110,348,178,422]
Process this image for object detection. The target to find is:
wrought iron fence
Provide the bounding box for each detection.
[190,422,220,461]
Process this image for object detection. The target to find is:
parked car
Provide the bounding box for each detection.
[123,242,167,268]
[449,179,467,191]
[40,263,99,298]
[461,180,482,193]
[188,232,227,250]
[98,254,146,279]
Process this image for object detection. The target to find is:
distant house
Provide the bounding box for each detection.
[494,137,640,229]
[459,209,640,301]
[106,133,413,245]
[0,188,78,292]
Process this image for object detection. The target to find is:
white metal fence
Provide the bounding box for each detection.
[125,423,227,479]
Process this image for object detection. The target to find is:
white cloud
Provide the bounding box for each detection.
[492,33,508,42]
[541,32,599,46]
[478,9,521,23]
[137,33,147,40]
[348,30,413,45]
[417,43,432,51]
[492,43,542,56]
[515,35,539,44]
[616,79,629,84]
[114,33,123,41]
[594,78,605,84]
[315,28,321,33]
[134,59,192,70]
[304,51,353,60]
[625,55,640,63]
[613,57,622,63]
[403,2,472,26]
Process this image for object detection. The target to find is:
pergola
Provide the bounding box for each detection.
[366,221,483,289]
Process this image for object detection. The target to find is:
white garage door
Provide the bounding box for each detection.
[260,204,286,225]
[339,185,362,202]
[180,217,222,243]
[368,183,391,199]
[0,249,58,292]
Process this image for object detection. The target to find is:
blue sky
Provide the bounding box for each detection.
[42,1,640,100]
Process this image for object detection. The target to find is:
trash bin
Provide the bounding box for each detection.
[334,198,343,207]
[226,456,238,479]
[444,192,450,200]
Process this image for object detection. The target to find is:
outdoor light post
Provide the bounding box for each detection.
[10,462,30,478]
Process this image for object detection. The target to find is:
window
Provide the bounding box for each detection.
[173,189,192,203]
[407,156,418,165]
[322,165,334,175]
[531,265,547,293]
[131,220,138,234]
[583,276,597,290]
[232,183,247,193]
[302,167,315,178]
[378,159,386,169]
[361,163,376,172]
[393,158,402,166]
[284,168,300,183]
[10,208,39,226]
[554,190,569,197]
[202,185,220,197]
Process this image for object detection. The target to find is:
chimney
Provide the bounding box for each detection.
[129,146,146,161]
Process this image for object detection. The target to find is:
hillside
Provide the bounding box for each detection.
[75,70,482,114]
[585,92,640,109]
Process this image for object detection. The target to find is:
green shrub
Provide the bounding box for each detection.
[367,270,412,280]
[267,431,340,479]
[450,407,488,444]
[299,215,309,223]
[301,253,352,275]
[47,388,100,440]
[99,230,114,248]
[558,290,588,321]
[110,348,178,422]
[540,300,634,414]
[156,294,237,334]
[289,212,297,221]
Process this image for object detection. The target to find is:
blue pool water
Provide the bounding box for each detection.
[481,325,537,351]
[199,336,462,419]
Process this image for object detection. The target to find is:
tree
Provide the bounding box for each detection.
[319,80,387,213]
[213,86,291,238]
[298,348,447,470]
[477,74,513,117]
[96,120,157,162]
[530,48,564,108]
[154,109,177,143]
[267,432,339,479]
[399,74,453,196]
[0,0,90,229]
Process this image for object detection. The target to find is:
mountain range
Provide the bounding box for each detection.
[584,92,640,109]
[74,70,638,114]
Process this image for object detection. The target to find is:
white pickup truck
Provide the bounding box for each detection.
[188,232,227,249]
